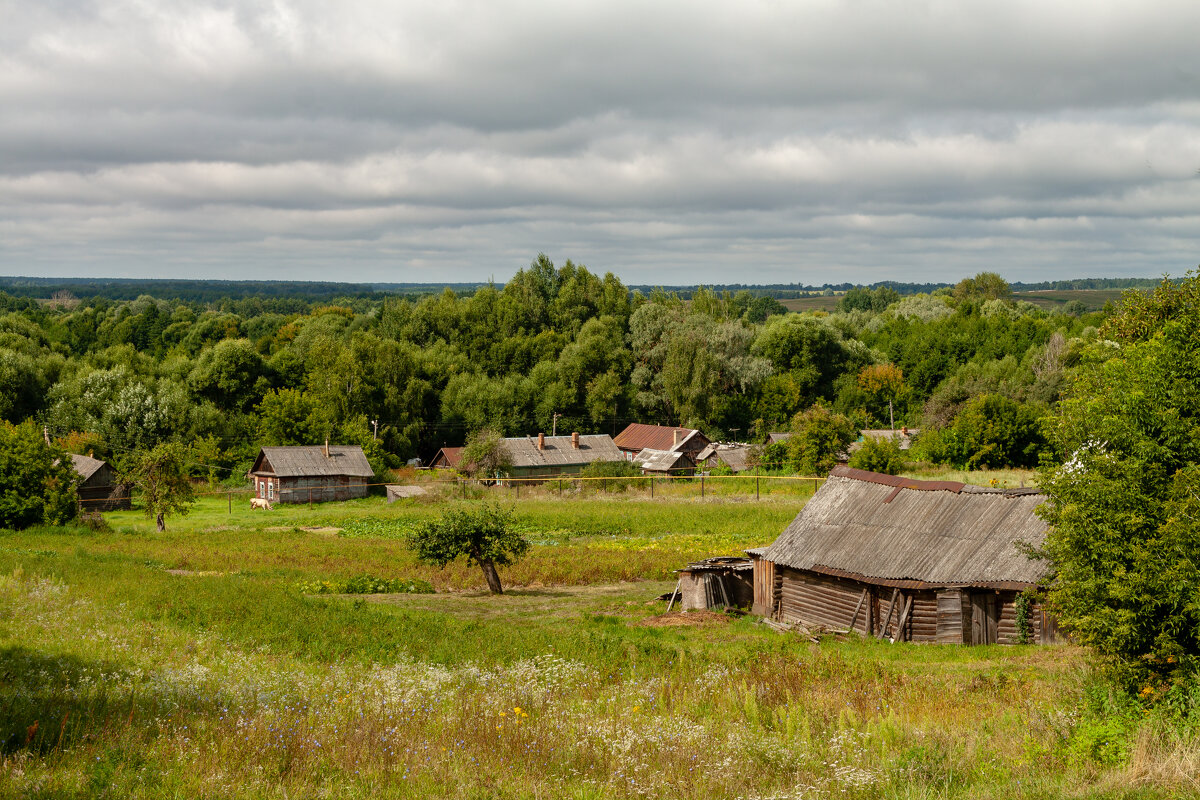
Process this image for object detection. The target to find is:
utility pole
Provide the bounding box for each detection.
[371,419,379,440]
[889,400,895,434]
[552,412,562,437]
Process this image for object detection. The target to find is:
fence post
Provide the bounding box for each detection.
[558,478,562,496]
[516,481,520,500]
[461,478,466,499]
[308,486,312,508]
[650,475,654,498]
[228,490,232,514]
[756,467,760,501]
[701,475,705,499]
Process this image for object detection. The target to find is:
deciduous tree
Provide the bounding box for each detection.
[411,503,529,594]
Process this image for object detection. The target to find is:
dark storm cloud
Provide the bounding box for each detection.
[1,0,1199,283]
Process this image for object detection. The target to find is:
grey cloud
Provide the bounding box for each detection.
[2,0,1200,284]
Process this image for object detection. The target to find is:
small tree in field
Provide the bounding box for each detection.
[411,503,529,594]
[132,442,196,531]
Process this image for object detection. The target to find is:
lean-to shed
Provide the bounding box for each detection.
[753,466,1057,644]
[248,444,374,504]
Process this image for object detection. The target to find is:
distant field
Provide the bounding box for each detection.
[778,295,841,312]
[1015,288,1133,311]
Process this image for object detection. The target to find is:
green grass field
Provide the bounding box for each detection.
[2,490,1196,798]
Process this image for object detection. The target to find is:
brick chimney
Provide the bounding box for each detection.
[673,429,683,447]
[324,438,330,458]
[571,432,580,449]
[538,432,545,450]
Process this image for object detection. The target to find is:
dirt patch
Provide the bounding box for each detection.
[636,610,733,628]
[165,569,223,577]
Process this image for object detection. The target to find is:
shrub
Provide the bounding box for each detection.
[848,435,905,475]
[296,575,435,595]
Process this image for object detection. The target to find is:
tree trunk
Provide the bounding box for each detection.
[479,559,504,594]
[156,513,165,532]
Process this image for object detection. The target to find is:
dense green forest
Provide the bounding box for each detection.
[0,256,1116,482]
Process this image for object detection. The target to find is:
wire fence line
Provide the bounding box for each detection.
[78,471,828,510]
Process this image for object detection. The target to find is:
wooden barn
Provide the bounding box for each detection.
[70,454,130,511]
[248,445,374,504]
[751,466,1057,645]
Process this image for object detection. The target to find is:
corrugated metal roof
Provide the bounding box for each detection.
[505,434,623,468]
[635,448,693,472]
[252,446,374,478]
[432,447,464,468]
[762,468,1049,587]
[69,454,107,482]
[613,423,707,453]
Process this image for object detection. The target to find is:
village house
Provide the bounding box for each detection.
[503,432,623,481]
[429,446,464,470]
[248,444,374,504]
[612,423,711,462]
[750,466,1057,645]
[70,454,130,511]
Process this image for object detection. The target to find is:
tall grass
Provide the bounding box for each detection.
[0,494,1193,798]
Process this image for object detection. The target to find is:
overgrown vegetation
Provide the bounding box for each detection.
[1,493,1196,798]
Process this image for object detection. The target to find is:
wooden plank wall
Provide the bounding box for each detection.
[778,568,872,634]
[935,589,966,643]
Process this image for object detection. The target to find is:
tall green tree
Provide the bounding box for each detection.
[1039,274,1200,685]
[0,421,78,529]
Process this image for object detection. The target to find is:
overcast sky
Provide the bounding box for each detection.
[2,1,1199,286]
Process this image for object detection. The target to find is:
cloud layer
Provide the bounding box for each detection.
[3,0,1199,284]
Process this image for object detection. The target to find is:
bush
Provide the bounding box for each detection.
[848,435,905,475]
[296,575,435,595]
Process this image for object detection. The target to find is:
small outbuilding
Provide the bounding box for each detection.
[696,443,755,473]
[752,466,1057,644]
[70,454,130,511]
[248,444,374,504]
[675,557,754,611]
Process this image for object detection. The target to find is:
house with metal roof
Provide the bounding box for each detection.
[248,444,375,504]
[503,432,623,481]
[429,446,464,470]
[751,466,1057,645]
[613,423,711,461]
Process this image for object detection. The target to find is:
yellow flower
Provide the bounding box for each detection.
[513,706,522,714]
[498,711,506,717]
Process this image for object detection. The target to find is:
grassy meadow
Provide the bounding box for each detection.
[2,484,1198,798]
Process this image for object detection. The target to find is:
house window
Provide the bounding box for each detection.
[268,481,274,500]
[259,481,265,498]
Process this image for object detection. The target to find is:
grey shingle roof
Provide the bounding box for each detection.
[252,446,374,478]
[505,434,623,468]
[762,466,1050,587]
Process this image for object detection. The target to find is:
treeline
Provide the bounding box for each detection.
[0,255,1118,484]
